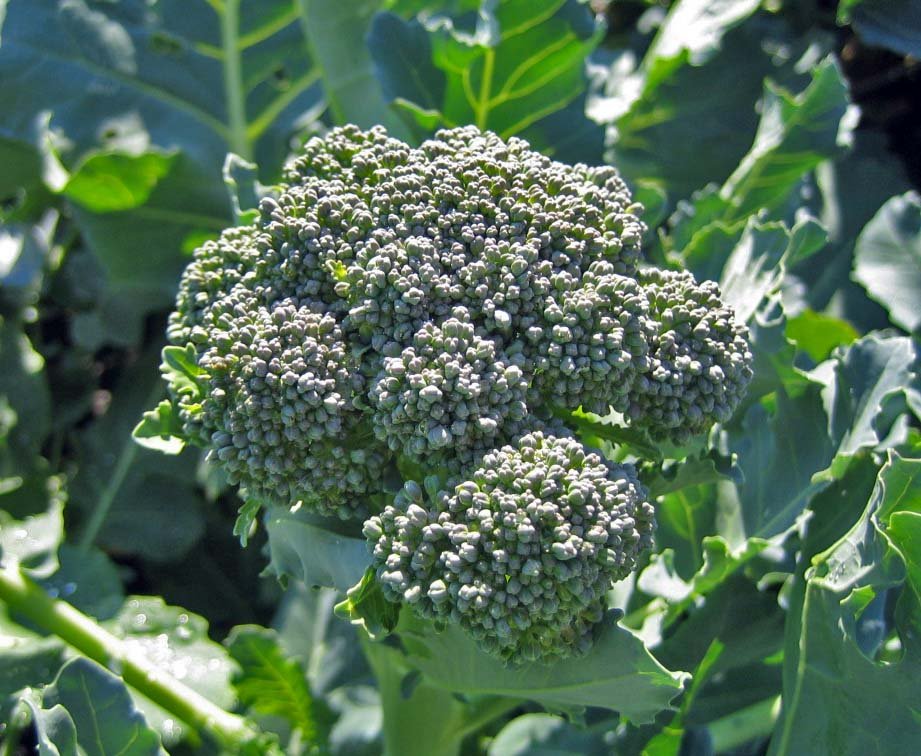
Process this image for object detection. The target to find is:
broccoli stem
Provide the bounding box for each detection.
[0,562,262,752]
[361,635,517,756]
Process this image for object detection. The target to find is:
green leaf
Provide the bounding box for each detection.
[61,149,178,213]
[335,568,401,640]
[606,14,797,200]
[263,506,371,592]
[0,500,64,578]
[41,657,167,756]
[811,334,921,478]
[226,625,321,744]
[838,0,921,58]
[396,610,687,724]
[853,191,921,334]
[300,0,411,138]
[368,0,603,151]
[222,153,264,226]
[650,485,716,578]
[110,597,238,747]
[161,344,209,392]
[132,399,188,455]
[720,58,857,223]
[645,450,737,501]
[786,309,859,362]
[17,691,80,756]
[770,452,921,756]
[234,498,263,547]
[488,713,608,755]
[729,385,835,538]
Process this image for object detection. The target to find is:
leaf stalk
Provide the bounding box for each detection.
[0,563,261,752]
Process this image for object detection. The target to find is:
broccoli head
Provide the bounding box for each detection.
[163,124,753,662]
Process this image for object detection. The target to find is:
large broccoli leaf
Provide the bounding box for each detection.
[0,1,313,332]
[853,192,921,335]
[394,610,686,725]
[367,0,604,161]
[769,452,921,755]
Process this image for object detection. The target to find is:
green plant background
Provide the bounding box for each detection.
[1,1,919,754]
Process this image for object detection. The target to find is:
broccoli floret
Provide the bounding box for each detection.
[163,124,752,662]
[370,307,530,470]
[187,295,387,518]
[627,269,754,442]
[523,274,654,415]
[364,431,655,663]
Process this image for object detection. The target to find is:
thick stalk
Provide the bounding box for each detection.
[362,637,465,756]
[361,636,516,756]
[0,563,260,752]
[220,0,251,158]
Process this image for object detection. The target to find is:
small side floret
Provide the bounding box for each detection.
[364,432,655,663]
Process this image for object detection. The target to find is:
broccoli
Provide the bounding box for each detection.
[164,124,752,661]
[364,431,655,663]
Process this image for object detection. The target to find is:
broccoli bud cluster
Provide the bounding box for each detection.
[165,124,752,662]
[628,270,753,441]
[364,432,655,663]
[370,307,529,471]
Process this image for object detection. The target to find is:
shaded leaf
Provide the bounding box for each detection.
[397,610,687,724]
[264,507,371,592]
[71,350,206,561]
[720,58,857,223]
[839,0,921,58]
[301,0,411,138]
[0,0,325,312]
[0,638,67,722]
[369,0,603,152]
[18,691,80,756]
[606,14,800,200]
[42,657,166,756]
[40,545,123,620]
[853,191,921,334]
[811,333,921,478]
[729,385,834,538]
[488,713,608,755]
[0,500,64,578]
[770,452,921,755]
[226,625,321,744]
[222,153,264,226]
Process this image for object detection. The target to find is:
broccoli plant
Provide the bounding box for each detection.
[156,126,752,668]
[3,2,921,755]
[42,124,748,752]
